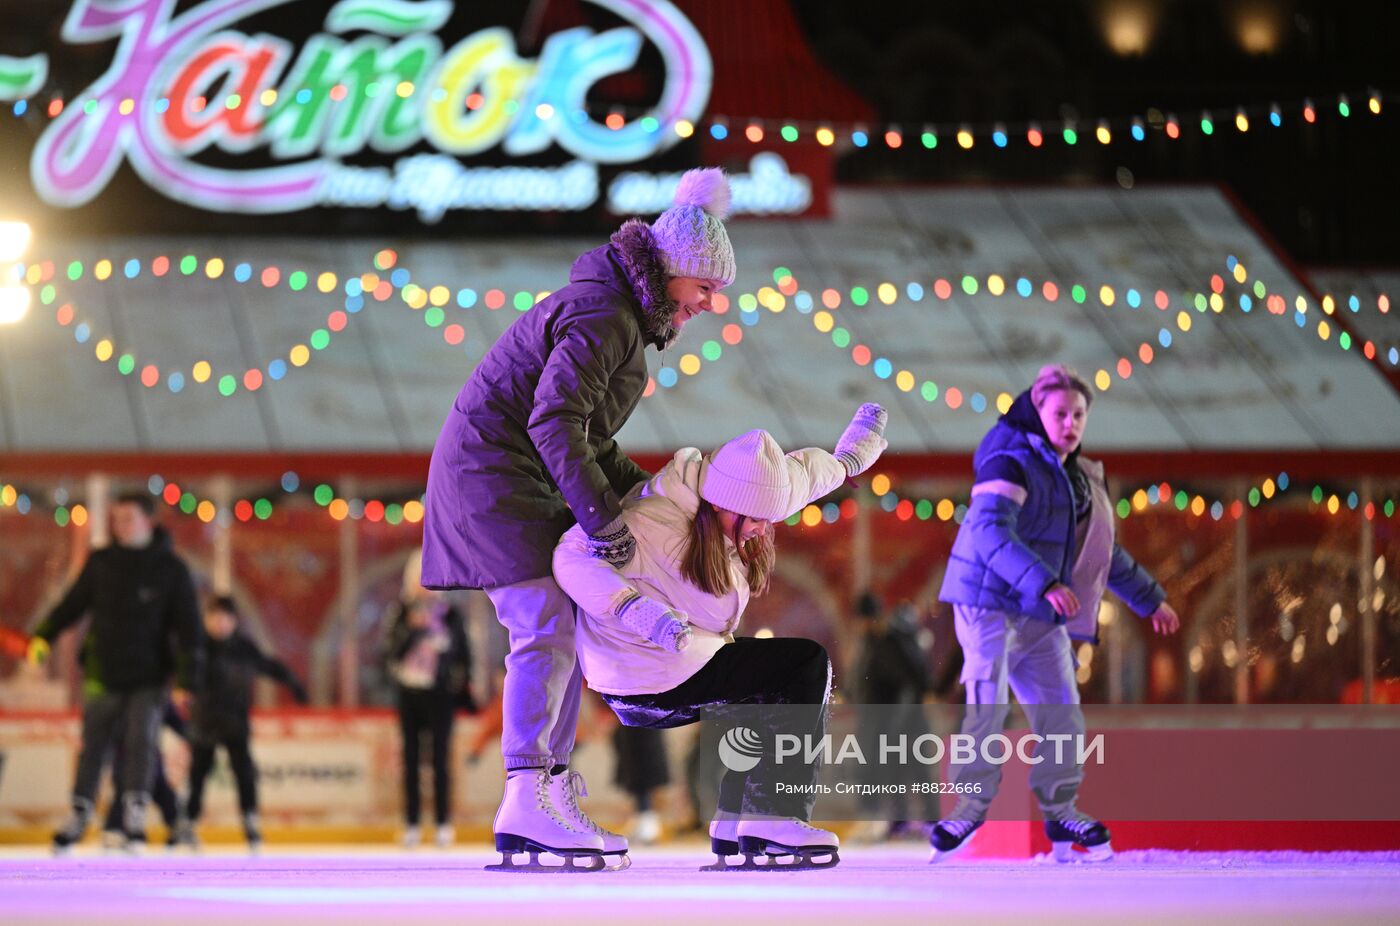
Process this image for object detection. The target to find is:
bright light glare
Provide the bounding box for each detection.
[0,285,31,324]
[0,221,31,262]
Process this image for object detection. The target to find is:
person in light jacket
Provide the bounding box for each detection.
[932,364,1180,863]
[553,406,888,870]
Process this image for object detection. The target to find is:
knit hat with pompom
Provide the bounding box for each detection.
[649,167,737,288]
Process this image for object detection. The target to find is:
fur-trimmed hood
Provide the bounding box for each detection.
[567,219,677,350]
[609,219,678,349]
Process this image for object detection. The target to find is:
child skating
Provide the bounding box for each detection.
[934,365,1180,863]
[185,596,307,853]
[552,408,888,871]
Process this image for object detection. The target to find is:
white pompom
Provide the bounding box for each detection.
[672,167,731,220]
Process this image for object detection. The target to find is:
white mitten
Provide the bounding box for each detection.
[615,596,692,653]
[834,403,889,476]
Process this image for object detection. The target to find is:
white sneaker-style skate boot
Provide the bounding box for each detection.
[549,770,630,870]
[734,817,840,870]
[434,824,454,848]
[928,795,990,863]
[486,769,606,872]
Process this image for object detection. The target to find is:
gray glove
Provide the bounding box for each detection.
[834,403,889,476]
[616,596,692,653]
[585,516,636,568]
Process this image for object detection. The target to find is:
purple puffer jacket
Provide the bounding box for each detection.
[421,221,677,590]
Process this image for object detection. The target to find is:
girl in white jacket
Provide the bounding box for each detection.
[551,406,887,870]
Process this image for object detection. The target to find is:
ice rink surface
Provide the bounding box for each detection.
[3,844,1399,926]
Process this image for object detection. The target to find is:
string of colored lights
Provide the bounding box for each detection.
[771,267,1214,412]
[8,85,1383,152]
[147,474,281,525]
[384,264,744,398]
[15,251,403,395]
[309,481,425,525]
[758,258,1400,416]
[147,472,425,526]
[1114,473,1294,522]
[4,468,1395,530]
[1220,256,1400,368]
[20,247,751,400]
[783,469,1398,531]
[16,249,1398,414]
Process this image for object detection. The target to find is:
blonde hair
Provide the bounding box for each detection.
[1030,363,1094,410]
[681,498,776,597]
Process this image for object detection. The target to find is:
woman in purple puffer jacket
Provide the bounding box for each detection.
[422,168,737,871]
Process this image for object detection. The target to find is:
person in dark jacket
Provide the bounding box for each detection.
[931,364,1180,864]
[848,593,937,840]
[29,491,204,854]
[422,167,737,867]
[185,595,307,853]
[386,550,474,849]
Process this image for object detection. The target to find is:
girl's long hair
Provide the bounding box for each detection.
[682,497,776,597]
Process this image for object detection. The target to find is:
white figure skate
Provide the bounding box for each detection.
[549,770,630,870]
[712,817,840,870]
[486,770,607,872]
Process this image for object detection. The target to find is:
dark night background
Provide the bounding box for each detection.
[0,0,1394,266]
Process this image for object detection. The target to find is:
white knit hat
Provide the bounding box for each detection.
[650,167,737,288]
[700,430,792,522]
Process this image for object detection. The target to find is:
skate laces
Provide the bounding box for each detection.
[561,771,620,838]
[937,795,989,837]
[939,818,979,838]
[1046,805,1096,834]
[533,772,572,826]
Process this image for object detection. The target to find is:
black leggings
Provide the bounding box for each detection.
[397,687,456,826]
[187,736,258,821]
[603,637,831,819]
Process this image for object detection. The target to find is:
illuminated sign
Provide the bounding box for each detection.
[608,152,812,216]
[4,0,713,219]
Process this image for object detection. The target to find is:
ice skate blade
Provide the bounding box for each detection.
[698,840,742,872]
[715,843,839,871]
[485,849,610,873]
[1051,840,1114,863]
[486,836,610,873]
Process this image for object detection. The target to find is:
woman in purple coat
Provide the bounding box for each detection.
[421,168,736,871]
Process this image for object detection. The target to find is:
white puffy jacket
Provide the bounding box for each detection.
[553,445,847,696]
